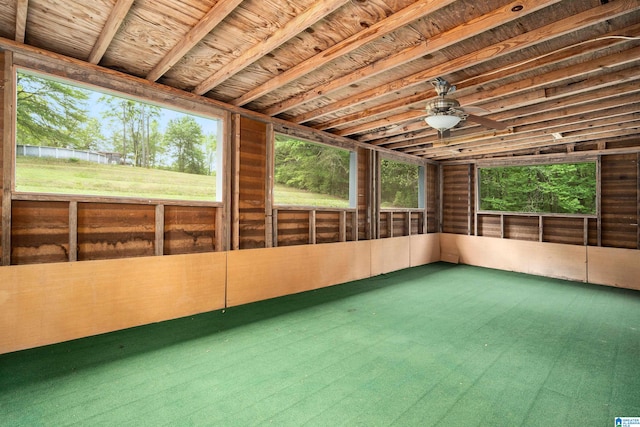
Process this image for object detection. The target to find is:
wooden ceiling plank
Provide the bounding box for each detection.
[343,47,640,138]
[14,0,28,44]
[87,0,135,65]
[193,0,350,96]
[324,34,640,130]
[294,0,639,125]
[261,0,559,116]
[146,0,243,82]
[232,0,466,107]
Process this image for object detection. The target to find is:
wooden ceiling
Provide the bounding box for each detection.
[1,0,639,161]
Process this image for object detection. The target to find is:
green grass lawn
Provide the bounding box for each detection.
[16,157,350,207]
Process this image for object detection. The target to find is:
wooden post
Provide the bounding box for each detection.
[637,152,640,249]
[1,51,14,266]
[406,211,411,236]
[265,123,274,248]
[231,113,240,250]
[69,201,78,261]
[339,210,346,242]
[272,209,278,247]
[154,204,164,256]
[309,210,316,244]
[596,155,602,247]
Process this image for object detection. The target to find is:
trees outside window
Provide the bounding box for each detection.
[380,159,422,209]
[274,135,353,208]
[479,163,596,214]
[15,70,222,202]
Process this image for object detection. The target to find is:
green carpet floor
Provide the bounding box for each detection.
[1,263,639,426]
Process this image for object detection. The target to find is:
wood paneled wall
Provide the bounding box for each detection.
[442,151,640,249]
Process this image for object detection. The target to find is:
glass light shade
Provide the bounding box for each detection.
[425,114,461,131]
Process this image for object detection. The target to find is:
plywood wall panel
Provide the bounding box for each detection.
[410,233,440,266]
[371,236,411,276]
[77,203,155,260]
[226,240,372,307]
[164,205,217,255]
[587,246,640,291]
[11,200,69,264]
[0,252,227,354]
[439,233,587,283]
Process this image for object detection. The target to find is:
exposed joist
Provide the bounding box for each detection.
[87,0,135,64]
[193,0,349,96]
[260,0,559,116]
[293,0,639,125]
[14,0,28,44]
[231,0,459,107]
[322,39,640,133]
[146,0,243,82]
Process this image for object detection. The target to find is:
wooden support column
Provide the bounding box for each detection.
[1,51,14,266]
[539,216,544,243]
[231,113,240,250]
[272,209,278,247]
[467,164,473,236]
[69,201,78,261]
[438,164,443,233]
[637,152,640,249]
[155,204,164,256]
[388,211,394,238]
[309,210,316,244]
[584,217,589,247]
[596,155,602,247]
[406,211,411,236]
[264,123,274,248]
[339,210,346,242]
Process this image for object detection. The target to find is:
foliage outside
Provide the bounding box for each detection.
[380,159,420,208]
[274,136,351,207]
[479,163,596,214]
[15,71,220,201]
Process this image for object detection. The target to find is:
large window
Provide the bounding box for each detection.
[15,70,223,202]
[478,162,596,214]
[274,135,355,208]
[380,158,423,209]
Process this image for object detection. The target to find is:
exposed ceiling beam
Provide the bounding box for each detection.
[259,0,559,116]
[193,0,350,96]
[230,0,459,107]
[87,0,135,64]
[320,36,640,133]
[14,0,28,44]
[146,0,243,82]
[293,0,639,125]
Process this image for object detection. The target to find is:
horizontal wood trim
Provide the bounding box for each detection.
[12,192,223,208]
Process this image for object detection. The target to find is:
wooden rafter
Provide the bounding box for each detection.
[87,0,135,64]
[259,0,559,116]
[146,0,243,82]
[231,0,458,107]
[193,0,350,96]
[14,0,28,44]
[293,0,639,126]
[333,45,640,137]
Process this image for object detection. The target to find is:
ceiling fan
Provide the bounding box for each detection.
[424,78,507,138]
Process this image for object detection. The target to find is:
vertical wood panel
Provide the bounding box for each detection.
[600,154,638,248]
[69,201,78,261]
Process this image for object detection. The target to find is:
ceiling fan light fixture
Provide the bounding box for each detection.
[425,114,461,131]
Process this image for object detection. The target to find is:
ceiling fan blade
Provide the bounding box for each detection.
[460,105,489,114]
[467,114,508,130]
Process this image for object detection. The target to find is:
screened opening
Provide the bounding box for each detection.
[478,162,597,214]
[15,70,223,202]
[380,158,423,209]
[274,134,355,208]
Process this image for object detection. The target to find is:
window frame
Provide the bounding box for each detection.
[379,156,425,210]
[475,160,598,217]
[12,67,225,206]
[273,133,357,209]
